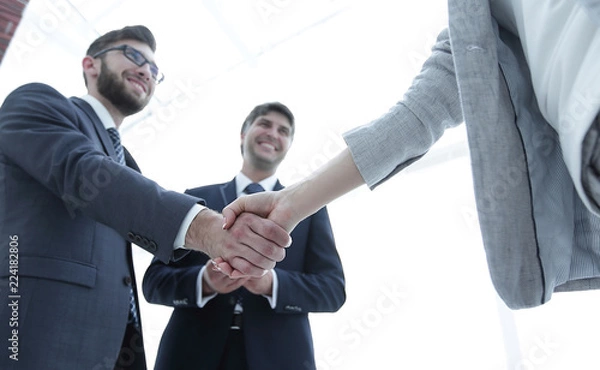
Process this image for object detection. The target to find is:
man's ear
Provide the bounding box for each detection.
[240,132,246,155]
[82,56,99,80]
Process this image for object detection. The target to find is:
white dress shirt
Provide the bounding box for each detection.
[491,0,600,212]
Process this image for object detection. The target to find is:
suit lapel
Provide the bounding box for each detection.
[70,97,117,160]
[220,179,237,209]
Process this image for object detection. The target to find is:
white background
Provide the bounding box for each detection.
[1,0,600,369]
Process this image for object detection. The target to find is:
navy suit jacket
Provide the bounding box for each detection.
[0,83,201,369]
[143,179,346,370]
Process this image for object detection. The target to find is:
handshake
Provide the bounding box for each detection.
[184,148,361,278]
[184,186,304,278]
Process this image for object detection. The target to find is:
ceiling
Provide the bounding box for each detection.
[0,0,465,194]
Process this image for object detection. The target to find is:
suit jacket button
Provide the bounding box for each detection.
[123,276,132,286]
[127,232,135,241]
[148,241,157,252]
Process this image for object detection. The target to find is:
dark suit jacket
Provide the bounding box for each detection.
[0,83,201,369]
[143,179,346,370]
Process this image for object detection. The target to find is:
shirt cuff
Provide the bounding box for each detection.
[174,204,206,250]
[196,265,217,308]
[262,269,278,309]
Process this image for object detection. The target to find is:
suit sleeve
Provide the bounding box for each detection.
[343,28,464,189]
[275,207,346,313]
[142,187,212,308]
[0,83,201,263]
[142,253,208,308]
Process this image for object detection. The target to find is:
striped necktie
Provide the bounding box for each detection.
[106,128,139,328]
[106,127,125,165]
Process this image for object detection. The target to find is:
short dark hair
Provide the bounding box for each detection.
[86,25,156,56]
[240,102,295,136]
[83,26,156,86]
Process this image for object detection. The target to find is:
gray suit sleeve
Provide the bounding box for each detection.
[343,28,464,189]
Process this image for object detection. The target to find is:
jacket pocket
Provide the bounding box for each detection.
[11,255,97,288]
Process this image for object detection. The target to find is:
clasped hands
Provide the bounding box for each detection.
[185,189,297,279]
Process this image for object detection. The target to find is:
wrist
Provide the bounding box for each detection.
[202,268,217,294]
[185,208,221,255]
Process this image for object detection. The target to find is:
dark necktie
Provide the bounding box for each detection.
[106,127,125,165]
[244,182,265,194]
[106,128,139,328]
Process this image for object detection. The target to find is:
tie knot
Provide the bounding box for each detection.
[244,183,265,194]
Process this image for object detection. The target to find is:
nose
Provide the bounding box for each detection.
[264,129,279,143]
[267,125,281,137]
[135,63,152,82]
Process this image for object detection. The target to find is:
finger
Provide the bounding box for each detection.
[210,259,225,274]
[222,197,247,230]
[232,234,286,267]
[211,257,225,266]
[241,212,291,251]
[214,261,234,276]
[228,256,271,278]
[224,213,288,268]
[231,269,258,279]
[223,194,275,230]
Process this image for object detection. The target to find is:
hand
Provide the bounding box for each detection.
[207,258,273,296]
[222,189,299,233]
[202,259,249,294]
[222,149,365,234]
[218,189,301,278]
[243,269,273,296]
[185,208,290,278]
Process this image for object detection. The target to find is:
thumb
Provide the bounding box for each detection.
[221,197,247,230]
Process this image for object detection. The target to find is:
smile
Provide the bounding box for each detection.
[258,141,277,151]
[127,77,147,94]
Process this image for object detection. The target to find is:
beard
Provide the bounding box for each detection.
[96,62,150,116]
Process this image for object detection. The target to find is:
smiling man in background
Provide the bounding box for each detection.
[143,102,346,370]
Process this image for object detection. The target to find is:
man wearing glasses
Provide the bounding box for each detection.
[0,25,289,370]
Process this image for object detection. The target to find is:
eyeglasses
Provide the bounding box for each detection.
[92,45,165,84]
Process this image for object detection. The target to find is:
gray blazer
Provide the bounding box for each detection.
[344,0,600,309]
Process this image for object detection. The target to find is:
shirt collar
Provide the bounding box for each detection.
[235,172,278,198]
[79,94,117,130]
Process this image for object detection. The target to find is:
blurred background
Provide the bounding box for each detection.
[1,0,600,369]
